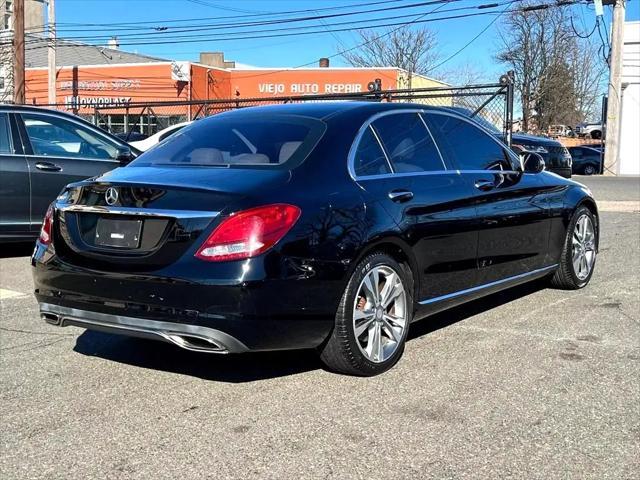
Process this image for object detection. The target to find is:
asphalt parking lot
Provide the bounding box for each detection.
[1,176,638,479]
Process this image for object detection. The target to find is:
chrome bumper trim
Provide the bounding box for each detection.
[59,204,219,219]
[39,302,248,354]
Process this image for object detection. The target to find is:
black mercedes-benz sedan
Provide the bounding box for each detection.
[32,102,599,376]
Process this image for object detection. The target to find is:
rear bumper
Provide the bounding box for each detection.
[40,302,249,353]
[33,250,345,352]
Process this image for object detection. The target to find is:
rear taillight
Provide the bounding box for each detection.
[39,206,54,245]
[195,204,301,262]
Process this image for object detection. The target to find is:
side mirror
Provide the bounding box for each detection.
[520,151,545,174]
[116,146,133,165]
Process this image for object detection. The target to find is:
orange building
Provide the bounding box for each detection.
[21,41,447,133]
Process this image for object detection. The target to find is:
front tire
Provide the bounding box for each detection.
[583,164,597,175]
[550,206,598,289]
[319,252,413,376]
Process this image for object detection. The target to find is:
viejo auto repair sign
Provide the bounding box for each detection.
[257,82,365,94]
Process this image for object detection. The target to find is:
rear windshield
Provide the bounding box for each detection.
[129,113,326,168]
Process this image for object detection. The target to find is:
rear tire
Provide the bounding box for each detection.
[550,206,597,290]
[319,252,413,376]
[583,164,597,175]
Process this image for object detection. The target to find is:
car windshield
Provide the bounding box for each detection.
[130,114,326,168]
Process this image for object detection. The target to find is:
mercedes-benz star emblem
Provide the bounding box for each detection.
[105,187,118,205]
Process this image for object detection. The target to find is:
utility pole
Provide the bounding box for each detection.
[13,0,25,104]
[603,0,626,175]
[48,0,56,105]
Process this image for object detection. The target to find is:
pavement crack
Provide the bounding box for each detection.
[0,326,75,337]
[8,337,68,353]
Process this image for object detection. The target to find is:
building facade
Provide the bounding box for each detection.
[19,46,447,134]
[618,21,640,175]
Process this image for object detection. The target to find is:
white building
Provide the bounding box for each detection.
[618,21,640,175]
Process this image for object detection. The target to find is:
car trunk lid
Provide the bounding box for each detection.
[53,166,291,270]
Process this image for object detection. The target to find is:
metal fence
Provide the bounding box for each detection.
[45,73,515,146]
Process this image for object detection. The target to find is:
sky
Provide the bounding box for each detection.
[49,0,640,82]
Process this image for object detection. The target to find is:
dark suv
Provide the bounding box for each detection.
[448,108,572,178]
[0,105,138,242]
[510,133,572,178]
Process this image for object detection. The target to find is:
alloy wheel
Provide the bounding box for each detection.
[352,265,407,363]
[572,214,596,281]
[584,165,596,175]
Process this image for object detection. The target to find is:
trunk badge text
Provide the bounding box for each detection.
[105,187,119,205]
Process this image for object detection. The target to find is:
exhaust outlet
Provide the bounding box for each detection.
[163,332,226,353]
[41,312,61,325]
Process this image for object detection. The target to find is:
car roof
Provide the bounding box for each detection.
[0,104,75,115]
[0,101,456,123]
[511,132,563,146]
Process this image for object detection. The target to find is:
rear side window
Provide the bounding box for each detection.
[132,114,325,168]
[372,113,445,173]
[353,126,391,177]
[424,113,512,171]
[21,113,118,160]
[0,113,11,154]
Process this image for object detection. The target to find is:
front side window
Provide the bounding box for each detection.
[424,113,513,171]
[353,126,391,177]
[0,113,12,154]
[21,113,118,160]
[372,113,445,173]
[132,114,325,168]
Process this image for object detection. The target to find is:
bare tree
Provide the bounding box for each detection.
[342,26,442,88]
[496,5,574,131]
[569,39,607,123]
[496,2,606,132]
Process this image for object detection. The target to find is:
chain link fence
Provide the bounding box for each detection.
[40,75,515,146]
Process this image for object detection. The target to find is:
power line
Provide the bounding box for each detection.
[25,0,459,39]
[13,0,585,90]
[424,1,515,73]
[21,0,586,49]
[570,14,598,39]
[19,1,533,48]
[213,0,456,82]
[24,0,409,32]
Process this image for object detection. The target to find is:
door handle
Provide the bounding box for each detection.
[388,189,414,202]
[474,179,495,191]
[35,162,62,172]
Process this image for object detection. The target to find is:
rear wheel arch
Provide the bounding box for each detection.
[577,198,600,251]
[350,237,418,301]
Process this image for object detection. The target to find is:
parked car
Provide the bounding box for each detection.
[575,122,603,139]
[510,133,573,178]
[114,131,148,142]
[130,121,192,151]
[580,143,604,153]
[548,124,575,137]
[0,105,139,243]
[447,108,573,178]
[569,146,603,175]
[33,103,598,376]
